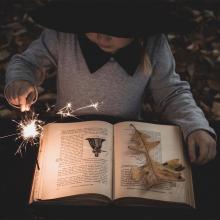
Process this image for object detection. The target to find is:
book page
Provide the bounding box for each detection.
[32,121,113,201]
[113,121,194,207]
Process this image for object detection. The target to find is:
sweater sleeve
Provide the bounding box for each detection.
[148,34,216,141]
[5,29,58,88]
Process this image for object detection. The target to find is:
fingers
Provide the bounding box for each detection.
[188,142,209,165]
[5,82,20,106]
[211,144,217,159]
[5,81,36,111]
[196,140,216,165]
[26,91,36,106]
[12,84,20,106]
[188,138,196,163]
[196,143,209,165]
[18,86,35,112]
[187,130,217,165]
[207,141,217,161]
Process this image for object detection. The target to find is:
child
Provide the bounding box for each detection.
[4,1,216,165]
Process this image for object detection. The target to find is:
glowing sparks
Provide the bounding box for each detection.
[0,133,17,139]
[19,119,40,139]
[56,102,75,118]
[74,101,101,112]
[45,103,55,112]
[0,100,103,160]
[56,101,103,118]
[14,112,44,156]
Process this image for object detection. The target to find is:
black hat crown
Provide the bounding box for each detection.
[28,0,196,37]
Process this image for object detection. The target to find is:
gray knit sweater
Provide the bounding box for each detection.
[5,29,215,140]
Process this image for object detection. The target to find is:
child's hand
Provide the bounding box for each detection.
[4,80,37,112]
[187,130,217,165]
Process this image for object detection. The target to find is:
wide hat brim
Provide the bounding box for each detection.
[28,1,196,38]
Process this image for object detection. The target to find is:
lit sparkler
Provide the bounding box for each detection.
[0,100,102,164]
[13,111,44,157]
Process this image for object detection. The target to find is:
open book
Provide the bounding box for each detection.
[29,120,195,208]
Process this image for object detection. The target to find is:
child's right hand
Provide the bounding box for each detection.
[4,80,37,112]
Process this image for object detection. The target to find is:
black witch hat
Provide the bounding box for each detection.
[28,0,195,37]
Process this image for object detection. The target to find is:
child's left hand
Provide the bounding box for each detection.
[187,130,217,165]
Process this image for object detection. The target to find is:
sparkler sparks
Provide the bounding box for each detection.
[45,103,55,112]
[13,112,44,156]
[56,102,75,118]
[0,100,102,162]
[56,101,103,118]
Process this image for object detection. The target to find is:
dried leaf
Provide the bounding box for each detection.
[211,101,220,117]
[195,16,203,23]
[153,164,185,182]
[187,64,195,78]
[212,49,220,57]
[131,166,144,181]
[129,124,185,190]
[162,159,185,171]
[142,166,161,189]
[13,28,27,36]
[203,10,215,18]
[199,101,211,113]
[0,49,10,62]
[192,10,201,17]
[128,145,146,154]
[214,93,220,100]
[203,56,215,68]
[207,80,220,92]
[212,42,220,50]
[129,124,160,153]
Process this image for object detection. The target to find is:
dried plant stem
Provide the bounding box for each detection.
[130,124,159,182]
